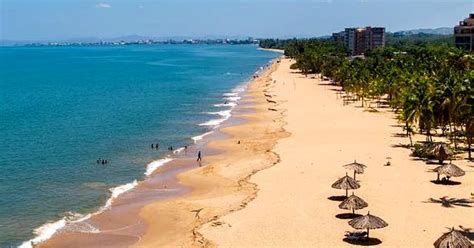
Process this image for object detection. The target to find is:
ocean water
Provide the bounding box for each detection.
[0,44,278,247]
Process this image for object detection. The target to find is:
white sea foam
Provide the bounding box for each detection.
[214,102,237,107]
[173,147,185,154]
[223,92,238,97]
[20,63,261,248]
[144,158,173,176]
[104,180,138,208]
[192,131,213,143]
[19,212,95,248]
[205,110,232,117]
[199,117,227,127]
[19,219,67,248]
[224,96,241,102]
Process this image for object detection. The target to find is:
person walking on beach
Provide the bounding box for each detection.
[151,144,154,149]
[197,151,202,162]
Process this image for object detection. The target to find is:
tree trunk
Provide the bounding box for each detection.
[453,126,458,149]
[468,138,472,161]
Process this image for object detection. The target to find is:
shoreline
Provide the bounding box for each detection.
[32,55,471,247]
[131,57,288,247]
[34,55,283,247]
[258,48,285,53]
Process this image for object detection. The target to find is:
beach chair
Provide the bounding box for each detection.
[345,231,368,241]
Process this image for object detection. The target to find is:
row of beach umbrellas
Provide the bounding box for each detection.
[331,159,471,247]
[331,160,388,240]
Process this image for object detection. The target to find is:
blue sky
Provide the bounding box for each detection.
[0,0,472,41]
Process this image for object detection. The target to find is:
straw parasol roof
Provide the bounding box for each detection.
[433,228,473,248]
[432,143,453,164]
[339,192,368,214]
[332,173,360,197]
[433,163,465,181]
[343,160,366,180]
[348,211,388,238]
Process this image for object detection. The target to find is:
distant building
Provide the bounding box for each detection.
[454,13,474,51]
[332,31,345,43]
[332,26,386,55]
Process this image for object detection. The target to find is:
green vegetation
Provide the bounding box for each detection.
[386,33,455,49]
[259,36,473,160]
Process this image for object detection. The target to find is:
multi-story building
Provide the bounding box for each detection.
[332,31,345,43]
[454,13,474,51]
[332,26,385,55]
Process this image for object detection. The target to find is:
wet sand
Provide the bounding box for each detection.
[40,56,473,248]
[132,59,288,247]
[38,58,285,247]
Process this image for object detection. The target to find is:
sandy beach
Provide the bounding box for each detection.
[131,59,288,247]
[39,56,473,248]
[198,58,473,247]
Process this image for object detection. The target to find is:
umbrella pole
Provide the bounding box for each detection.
[367,228,369,239]
[345,189,348,197]
[352,208,355,215]
[353,170,356,180]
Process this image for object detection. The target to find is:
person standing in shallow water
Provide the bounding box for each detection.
[197,151,202,162]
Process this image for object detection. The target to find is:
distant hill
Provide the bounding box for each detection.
[393,27,453,36]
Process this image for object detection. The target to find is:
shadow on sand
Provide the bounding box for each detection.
[456,226,474,241]
[328,195,348,201]
[391,143,411,149]
[342,237,382,246]
[430,180,461,186]
[424,197,473,208]
[317,82,336,86]
[336,213,362,219]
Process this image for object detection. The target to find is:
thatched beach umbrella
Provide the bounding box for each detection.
[433,163,465,182]
[343,160,366,180]
[348,211,388,239]
[339,192,368,215]
[434,228,473,248]
[432,143,453,164]
[332,173,361,197]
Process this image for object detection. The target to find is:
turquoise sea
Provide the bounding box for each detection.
[0,44,278,247]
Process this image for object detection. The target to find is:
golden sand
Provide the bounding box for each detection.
[132,59,288,247]
[199,58,473,247]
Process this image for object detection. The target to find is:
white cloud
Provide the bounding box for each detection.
[96,3,112,8]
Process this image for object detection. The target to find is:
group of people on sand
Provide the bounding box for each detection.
[96,158,108,165]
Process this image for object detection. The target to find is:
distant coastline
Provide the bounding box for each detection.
[258,47,285,53]
[0,38,261,47]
